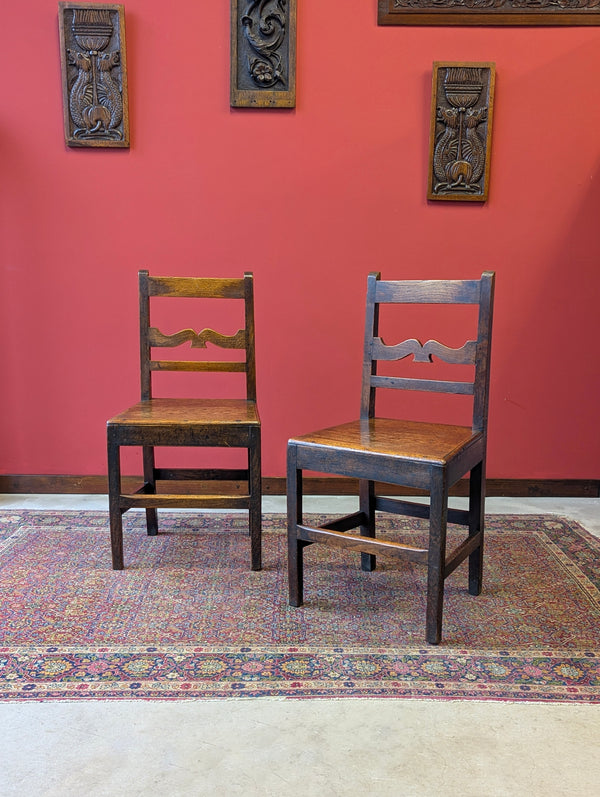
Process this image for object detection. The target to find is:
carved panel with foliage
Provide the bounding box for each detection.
[378,0,600,25]
[231,0,296,108]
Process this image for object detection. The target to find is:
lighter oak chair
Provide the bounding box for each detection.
[287,272,495,644]
[108,271,261,571]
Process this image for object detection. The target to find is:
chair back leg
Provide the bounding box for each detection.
[142,446,158,536]
[468,461,485,595]
[359,478,377,572]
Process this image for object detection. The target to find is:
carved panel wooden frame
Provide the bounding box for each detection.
[428,62,495,203]
[378,0,600,26]
[58,2,129,148]
[231,0,296,108]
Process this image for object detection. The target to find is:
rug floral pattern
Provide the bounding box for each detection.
[0,511,598,702]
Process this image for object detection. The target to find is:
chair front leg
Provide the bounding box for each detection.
[287,444,304,607]
[425,468,448,644]
[142,445,158,536]
[359,478,376,572]
[468,460,485,596]
[108,436,124,570]
[249,430,262,571]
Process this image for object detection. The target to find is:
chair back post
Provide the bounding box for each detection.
[472,270,495,433]
[138,269,152,401]
[243,272,257,402]
[360,271,382,420]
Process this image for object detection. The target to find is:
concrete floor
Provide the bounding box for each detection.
[1,495,599,797]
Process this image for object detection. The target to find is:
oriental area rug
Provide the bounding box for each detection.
[0,511,598,703]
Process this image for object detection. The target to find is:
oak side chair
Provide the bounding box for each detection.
[107,271,261,571]
[287,271,495,644]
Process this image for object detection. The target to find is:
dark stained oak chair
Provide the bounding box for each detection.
[107,271,261,571]
[287,272,495,644]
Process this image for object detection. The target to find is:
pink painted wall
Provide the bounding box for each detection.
[2,1,599,480]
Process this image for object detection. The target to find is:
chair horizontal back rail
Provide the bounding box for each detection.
[146,276,246,299]
[149,327,246,349]
[375,278,482,304]
[370,376,475,394]
[150,360,246,373]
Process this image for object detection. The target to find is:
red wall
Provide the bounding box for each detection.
[2,2,599,480]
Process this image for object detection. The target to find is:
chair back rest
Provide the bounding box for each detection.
[360,272,495,432]
[139,271,256,401]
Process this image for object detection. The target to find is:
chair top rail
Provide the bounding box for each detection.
[374,277,485,304]
[144,274,248,299]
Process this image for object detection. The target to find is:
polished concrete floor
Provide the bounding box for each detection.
[1,495,599,796]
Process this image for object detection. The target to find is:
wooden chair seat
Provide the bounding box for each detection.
[290,418,481,467]
[287,272,495,645]
[109,398,260,431]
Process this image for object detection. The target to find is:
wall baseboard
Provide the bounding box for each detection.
[0,474,598,498]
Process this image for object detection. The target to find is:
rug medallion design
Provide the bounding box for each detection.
[0,511,598,702]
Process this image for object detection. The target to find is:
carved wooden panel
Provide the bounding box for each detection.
[378,0,600,26]
[428,63,495,203]
[230,0,296,108]
[58,3,129,147]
